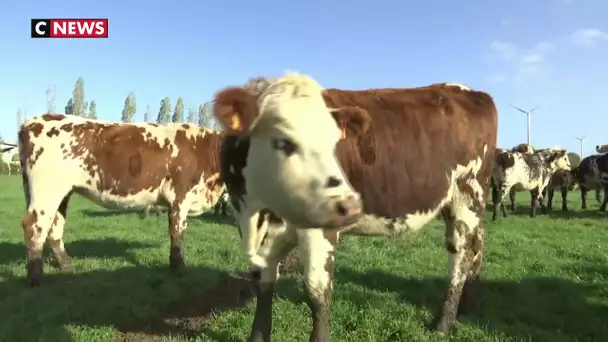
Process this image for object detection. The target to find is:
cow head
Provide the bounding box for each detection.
[213,73,369,229]
[540,148,571,171]
[596,144,608,154]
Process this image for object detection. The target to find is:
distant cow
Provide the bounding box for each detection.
[18,114,225,286]
[215,73,497,340]
[492,147,571,220]
[573,154,607,210]
[596,144,608,154]
[541,169,578,211]
[1,142,19,176]
[494,143,534,211]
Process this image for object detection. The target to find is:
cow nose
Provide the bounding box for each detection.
[325,176,342,188]
[325,194,363,228]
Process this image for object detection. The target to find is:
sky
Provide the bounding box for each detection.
[0,0,606,156]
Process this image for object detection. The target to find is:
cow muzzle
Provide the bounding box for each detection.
[322,194,363,229]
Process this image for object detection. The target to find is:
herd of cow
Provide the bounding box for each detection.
[5,72,608,341]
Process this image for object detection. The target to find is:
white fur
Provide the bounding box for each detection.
[596,144,608,154]
[1,143,19,176]
[239,73,360,228]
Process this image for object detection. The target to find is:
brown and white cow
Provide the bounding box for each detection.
[214,73,497,340]
[18,114,225,286]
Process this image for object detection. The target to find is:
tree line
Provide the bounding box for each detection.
[17,77,219,130]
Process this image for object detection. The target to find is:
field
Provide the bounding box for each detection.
[1,176,608,342]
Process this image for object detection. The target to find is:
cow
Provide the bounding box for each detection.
[596,144,608,154]
[573,154,607,210]
[494,143,535,212]
[1,142,19,176]
[213,73,498,340]
[492,147,571,220]
[541,169,578,211]
[18,114,225,286]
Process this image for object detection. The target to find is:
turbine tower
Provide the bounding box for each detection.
[574,136,585,157]
[509,104,539,146]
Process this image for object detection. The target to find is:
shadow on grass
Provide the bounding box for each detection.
[335,266,608,340]
[0,264,258,342]
[0,238,158,267]
[546,208,607,220]
[80,209,235,224]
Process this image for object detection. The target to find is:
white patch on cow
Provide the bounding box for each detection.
[444,83,472,91]
[239,73,360,228]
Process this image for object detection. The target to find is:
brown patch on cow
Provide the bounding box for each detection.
[115,272,255,341]
[60,123,73,133]
[181,124,190,129]
[22,210,37,241]
[41,114,65,121]
[213,87,259,135]
[320,86,497,218]
[128,154,143,177]
[46,127,60,137]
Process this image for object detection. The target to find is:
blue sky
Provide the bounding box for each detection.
[1,0,606,156]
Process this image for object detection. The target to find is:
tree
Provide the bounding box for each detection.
[45,85,57,113]
[198,102,211,128]
[157,97,171,124]
[172,97,184,123]
[187,108,196,123]
[567,152,581,168]
[65,98,74,115]
[82,101,89,118]
[72,77,85,116]
[88,101,97,119]
[121,92,137,123]
[144,104,152,122]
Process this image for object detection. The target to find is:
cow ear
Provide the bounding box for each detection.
[329,107,371,139]
[213,87,259,135]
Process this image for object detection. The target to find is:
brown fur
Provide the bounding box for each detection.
[18,114,224,285]
[213,87,259,135]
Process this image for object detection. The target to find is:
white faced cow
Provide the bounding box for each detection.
[213,73,498,341]
[19,114,225,286]
[492,146,571,220]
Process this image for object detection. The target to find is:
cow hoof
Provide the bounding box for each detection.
[169,257,186,272]
[59,262,74,271]
[430,316,456,335]
[26,259,44,287]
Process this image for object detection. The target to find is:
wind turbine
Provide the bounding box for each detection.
[509,104,539,146]
[574,136,585,157]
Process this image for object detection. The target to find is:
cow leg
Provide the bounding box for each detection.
[22,192,70,286]
[546,188,554,211]
[581,187,588,209]
[599,184,608,212]
[298,229,338,342]
[529,188,540,217]
[596,188,603,207]
[560,186,568,211]
[47,193,73,271]
[248,221,297,342]
[434,180,484,334]
[168,205,188,270]
[492,183,510,221]
[509,189,516,211]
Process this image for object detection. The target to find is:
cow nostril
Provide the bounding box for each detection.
[335,202,348,216]
[325,176,342,188]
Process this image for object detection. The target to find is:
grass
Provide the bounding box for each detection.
[1,175,608,342]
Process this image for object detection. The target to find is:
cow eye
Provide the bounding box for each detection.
[272,138,298,156]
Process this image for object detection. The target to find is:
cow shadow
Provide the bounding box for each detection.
[334,266,608,340]
[546,208,607,220]
[0,238,158,267]
[80,209,147,218]
[0,263,263,342]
